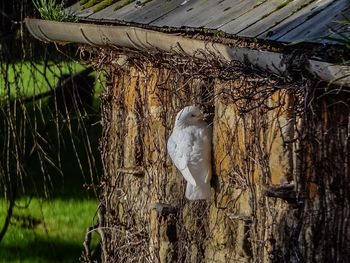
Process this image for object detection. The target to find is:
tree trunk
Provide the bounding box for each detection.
[97,54,350,263]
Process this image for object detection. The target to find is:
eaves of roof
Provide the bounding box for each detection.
[25,18,350,86]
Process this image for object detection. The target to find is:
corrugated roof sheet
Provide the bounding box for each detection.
[70,0,350,44]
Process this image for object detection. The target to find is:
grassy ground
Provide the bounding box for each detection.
[0,60,103,262]
[0,61,86,99]
[0,198,99,263]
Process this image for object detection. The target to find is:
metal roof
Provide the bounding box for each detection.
[69,0,350,44]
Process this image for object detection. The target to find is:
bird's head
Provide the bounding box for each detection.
[174,105,205,127]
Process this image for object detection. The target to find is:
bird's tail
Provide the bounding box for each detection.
[185,182,211,200]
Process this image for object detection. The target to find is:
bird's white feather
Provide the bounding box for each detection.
[167,106,212,200]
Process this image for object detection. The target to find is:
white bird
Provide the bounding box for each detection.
[167,105,212,200]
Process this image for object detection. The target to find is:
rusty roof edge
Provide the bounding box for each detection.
[25,18,350,87]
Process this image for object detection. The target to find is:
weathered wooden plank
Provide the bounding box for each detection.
[65,2,81,14]
[88,0,147,20]
[150,0,213,27]
[90,0,184,23]
[260,0,334,40]
[219,0,287,35]
[151,0,243,28]
[204,0,258,29]
[151,0,257,29]
[70,2,95,18]
[278,0,350,43]
[152,0,228,28]
[311,6,350,44]
[315,7,350,44]
[71,0,350,45]
[238,0,314,38]
[68,0,131,19]
[118,0,184,24]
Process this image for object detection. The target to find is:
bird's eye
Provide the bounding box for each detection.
[191,114,195,117]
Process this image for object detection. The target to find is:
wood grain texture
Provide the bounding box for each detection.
[219,0,284,35]
[69,0,350,44]
[238,0,314,38]
[259,0,335,41]
[277,0,350,43]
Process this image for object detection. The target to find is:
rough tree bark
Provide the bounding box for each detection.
[95,53,349,263]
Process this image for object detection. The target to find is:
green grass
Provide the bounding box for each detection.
[0,60,104,262]
[1,61,104,105]
[0,198,100,263]
[33,0,78,22]
[1,61,86,99]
